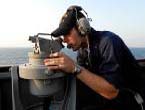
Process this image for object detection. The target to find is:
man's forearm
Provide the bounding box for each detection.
[76,67,119,100]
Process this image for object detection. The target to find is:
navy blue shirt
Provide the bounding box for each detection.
[76,28,144,110]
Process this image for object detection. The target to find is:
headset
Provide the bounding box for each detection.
[67,5,92,36]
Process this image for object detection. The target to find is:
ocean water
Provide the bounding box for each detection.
[0,48,32,66]
[130,47,145,59]
[0,47,145,66]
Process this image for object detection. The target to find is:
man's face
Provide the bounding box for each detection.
[63,27,82,51]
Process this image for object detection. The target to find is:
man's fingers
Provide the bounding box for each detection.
[44,57,64,66]
[47,64,64,70]
[44,52,66,71]
[49,52,63,58]
[47,65,59,70]
[44,59,49,63]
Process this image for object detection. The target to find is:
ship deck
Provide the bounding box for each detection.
[0,59,145,110]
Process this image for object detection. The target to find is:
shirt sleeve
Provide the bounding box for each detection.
[98,34,125,89]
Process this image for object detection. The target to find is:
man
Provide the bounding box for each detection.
[44,5,144,110]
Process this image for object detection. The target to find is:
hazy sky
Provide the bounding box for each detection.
[0,0,145,47]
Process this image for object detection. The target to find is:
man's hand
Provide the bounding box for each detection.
[44,52,75,74]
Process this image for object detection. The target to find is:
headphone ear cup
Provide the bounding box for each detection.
[77,18,91,36]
